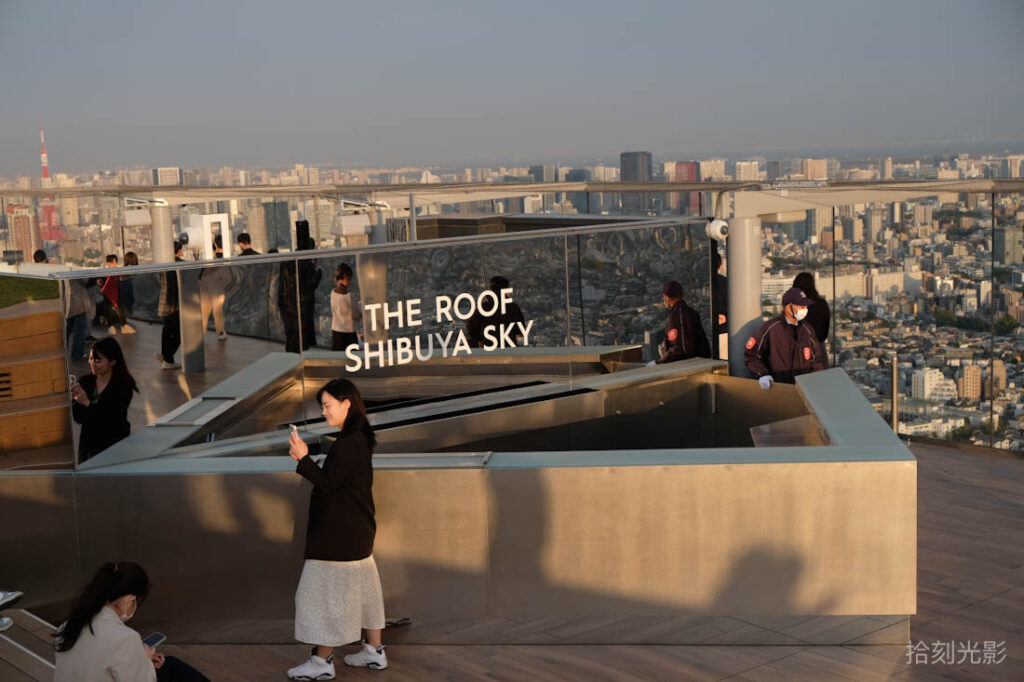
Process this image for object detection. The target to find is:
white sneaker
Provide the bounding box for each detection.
[160,360,180,370]
[287,651,335,680]
[217,331,227,341]
[107,326,118,336]
[0,591,22,610]
[0,617,12,633]
[122,323,137,334]
[344,641,387,670]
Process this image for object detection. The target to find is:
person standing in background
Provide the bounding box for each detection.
[118,251,139,327]
[792,272,830,346]
[157,242,184,370]
[70,337,138,461]
[100,254,135,335]
[331,263,362,351]
[200,236,231,341]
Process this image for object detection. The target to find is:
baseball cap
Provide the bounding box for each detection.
[782,287,815,307]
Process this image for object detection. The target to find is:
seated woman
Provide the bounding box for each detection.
[54,561,208,681]
[70,337,138,462]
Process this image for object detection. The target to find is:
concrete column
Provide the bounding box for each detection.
[727,216,762,378]
[150,205,175,264]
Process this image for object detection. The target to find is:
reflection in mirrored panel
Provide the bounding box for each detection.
[574,223,712,362]
[0,273,72,470]
[60,254,307,465]
[298,233,578,421]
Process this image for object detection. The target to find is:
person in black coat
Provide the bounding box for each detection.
[654,280,710,364]
[70,337,138,462]
[278,237,322,353]
[286,378,388,679]
[793,272,830,363]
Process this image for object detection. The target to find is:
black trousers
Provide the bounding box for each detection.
[99,298,125,327]
[161,312,181,362]
[157,656,210,682]
[332,331,358,351]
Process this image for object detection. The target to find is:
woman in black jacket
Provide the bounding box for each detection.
[286,378,387,680]
[70,337,138,462]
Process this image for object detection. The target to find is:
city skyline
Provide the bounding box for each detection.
[2,0,1023,176]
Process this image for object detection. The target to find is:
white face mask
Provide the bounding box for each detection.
[119,596,137,622]
[793,307,809,321]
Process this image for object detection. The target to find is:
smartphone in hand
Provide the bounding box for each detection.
[289,424,298,435]
[142,632,166,648]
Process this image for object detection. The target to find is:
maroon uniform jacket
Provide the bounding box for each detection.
[743,314,824,384]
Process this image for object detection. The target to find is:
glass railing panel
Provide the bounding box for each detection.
[572,221,711,362]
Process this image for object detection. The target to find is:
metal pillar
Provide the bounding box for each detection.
[150,204,174,264]
[891,356,899,433]
[409,194,417,241]
[727,216,762,378]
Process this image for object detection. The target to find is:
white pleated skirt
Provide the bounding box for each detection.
[294,555,385,647]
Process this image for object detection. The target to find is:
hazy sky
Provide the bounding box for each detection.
[2,0,1023,176]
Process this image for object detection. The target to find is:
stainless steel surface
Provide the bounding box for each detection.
[727,216,762,378]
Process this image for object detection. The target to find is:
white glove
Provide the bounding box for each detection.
[758,375,774,391]
[645,360,657,367]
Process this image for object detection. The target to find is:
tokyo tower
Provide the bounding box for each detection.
[38,128,64,241]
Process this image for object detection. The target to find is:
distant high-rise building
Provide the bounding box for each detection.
[263,201,291,251]
[303,199,335,244]
[958,365,982,401]
[882,157,893,180]
[889,202,903,226]
[698,159,726,181]
[153,167,183,186]
[867,207,884,242]
[734,160,760,182]
[620,151,653,213]
[528,165,556,183]
[912,368,956,401]
[565,168,590,213]
[913,204,933,228]
[805,208,831,242]
[6,205,42,257]
[990,359,1007,393]
[1001,155,1024,178]
[802,158,829,181]
[842,216,864,243]
[766,160,783,182]
[664,161,700,214]
[993,226,1023,265]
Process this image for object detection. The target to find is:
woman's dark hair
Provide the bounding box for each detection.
[316,378,375,448]
[124,252,139,266]
[55,562,149,652]
[336,263,353,280]
[90,337,139,393]
[793,272,823,301]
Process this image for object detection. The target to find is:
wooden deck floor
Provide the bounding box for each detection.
[150,442,1022,681]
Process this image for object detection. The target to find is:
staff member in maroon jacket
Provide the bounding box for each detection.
[655,280,710,364]
[286,378,388,680]
[744,287,825,390]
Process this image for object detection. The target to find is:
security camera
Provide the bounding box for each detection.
[706,219,729,241]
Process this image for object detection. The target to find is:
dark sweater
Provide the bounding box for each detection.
[71,374,133,461]
[297,430,376,562]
